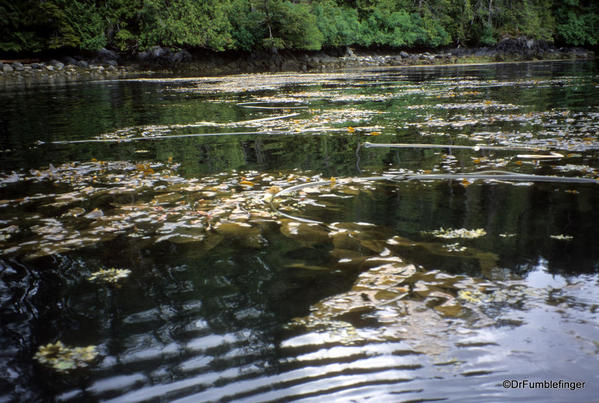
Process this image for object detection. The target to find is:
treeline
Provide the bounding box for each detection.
[1,0,598,54]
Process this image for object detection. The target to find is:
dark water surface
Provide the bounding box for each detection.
[1,61,599,401]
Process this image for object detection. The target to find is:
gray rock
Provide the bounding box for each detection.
[45,65,54,71]
[62,56,78,65]
[76,60,88,68]
[105,59,118,66]
[12,62,24,71]
[150,46,167,59]
[2,64,13,73]
[494,37,548,58]
[474,48,490,57]
[136,51,150,61]
[97,47,119,61]
[571,47,589,57]
[400,51,409,58]
[306,58,320,69]
[170,49,192,64]
[30,63,42,69]
[50,60,64,69]
[320,55,336,64]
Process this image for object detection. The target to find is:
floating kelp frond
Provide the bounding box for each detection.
[550,234,574,241]
[427,228,487,239]
[0,161,288,259]
[457,289,487,303]
[88,268,131,284]
[34,341,98,372]
[444,242,467,252]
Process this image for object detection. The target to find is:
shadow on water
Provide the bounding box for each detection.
[1,60,599,401]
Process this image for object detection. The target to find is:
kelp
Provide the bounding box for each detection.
[425,228,487,239]
[2,162,389,260]
[35,72,599,161]
[72,106,385,143]
[285,252,566,356]
[550,234,574,241]
[34,342,98,373]
[0,161,277,259]
[88,268,132,284]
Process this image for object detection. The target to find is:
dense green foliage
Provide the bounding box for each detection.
[1,0,598,53]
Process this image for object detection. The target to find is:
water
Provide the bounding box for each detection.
[1,60,599,401]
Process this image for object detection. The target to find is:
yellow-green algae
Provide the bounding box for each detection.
[34,341,98,373]
[88,268,132,284]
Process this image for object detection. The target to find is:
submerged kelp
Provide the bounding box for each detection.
[0,160,285,259]
[3,156,585,268]
[0,160,503,267]
[284,255,594,362]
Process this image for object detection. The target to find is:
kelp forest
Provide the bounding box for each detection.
[1,1,599,402]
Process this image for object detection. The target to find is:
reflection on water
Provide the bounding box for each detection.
[1,60,599,401]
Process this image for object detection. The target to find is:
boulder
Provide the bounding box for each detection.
[2,64,14,73]
[320,55,337,64]
[76,60,88,68]
[61,56,78,65]
[474,47,490,57]
[494,36,549,58]
[150,46,168,59]
[49,60,64,70]
[400,51,409,58]
[141,46,194,65]
[448,47,469,57]
[97,47,119,61]
[169,49,192,64]
[12,62,24,71]
[136,51,150,62]
[570,47,589,57]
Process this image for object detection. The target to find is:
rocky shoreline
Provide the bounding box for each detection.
[1,37,595,86]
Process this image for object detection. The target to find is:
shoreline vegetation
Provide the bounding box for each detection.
[0,39,596,86]
[1,0,598,85]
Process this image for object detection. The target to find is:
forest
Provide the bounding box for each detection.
[0,0,598,55]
